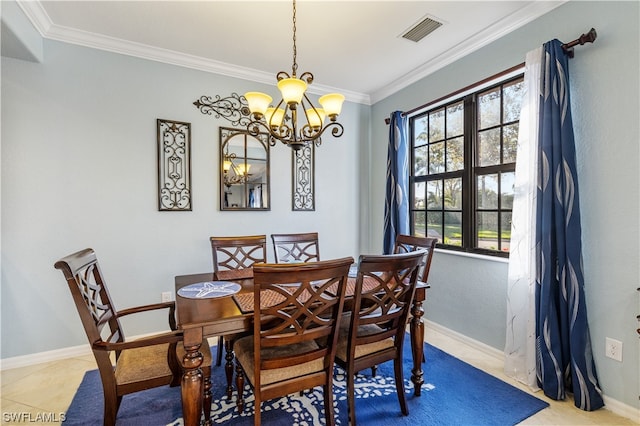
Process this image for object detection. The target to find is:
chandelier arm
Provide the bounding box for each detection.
[301,124,321,140]
[271,96,294,140]
[301,94,318,112]
[276,71,291,81]
[321,121,344,139]
[301,93,322,127]
[298,72,314,85]
[297,121,343,145]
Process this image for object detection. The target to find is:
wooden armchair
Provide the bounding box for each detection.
[233,257,354,426]
[334,251,424,425]
[54,248,212,426]
[271,232,320,263]
[210,235,267,396]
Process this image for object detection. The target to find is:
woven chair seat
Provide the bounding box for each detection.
[115,344,174,385]
[335,324,394,361]
[235,335,324,386]
[114,341,212,386]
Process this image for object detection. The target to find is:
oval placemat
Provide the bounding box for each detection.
[177,281,241,299]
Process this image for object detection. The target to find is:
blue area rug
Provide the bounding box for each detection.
[64,338,548,425]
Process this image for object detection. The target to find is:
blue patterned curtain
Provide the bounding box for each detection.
[535,40,604,410]
[383,111,409,254]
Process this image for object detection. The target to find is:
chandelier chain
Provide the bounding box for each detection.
[291,0,298,76]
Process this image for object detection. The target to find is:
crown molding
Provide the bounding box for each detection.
[369,0,567,104]
[15,0,51,36]
[15,0,371,105]
[17,1,564,107]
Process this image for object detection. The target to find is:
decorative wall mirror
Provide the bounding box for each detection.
[219,127,270,211]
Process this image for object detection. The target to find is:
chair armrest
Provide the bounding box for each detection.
[94,330,183,351]
[116,301,177,330]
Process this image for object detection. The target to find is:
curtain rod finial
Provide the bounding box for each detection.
[562,28,597,57]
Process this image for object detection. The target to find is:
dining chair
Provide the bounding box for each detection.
[54,248,212,426]
[271,232,320,263]
[233,256,354,426]
[210,235,267,281]
[210,234,267,396]
[333,251,424,426]
[393,234,437,283]
[394,234,437,366]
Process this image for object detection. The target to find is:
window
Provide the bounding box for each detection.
[410,74,524,257]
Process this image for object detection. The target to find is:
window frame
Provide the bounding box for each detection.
[408,72,524,258]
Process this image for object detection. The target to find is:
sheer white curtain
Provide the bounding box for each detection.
[504,47,543,389]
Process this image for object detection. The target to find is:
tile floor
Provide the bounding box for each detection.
[1,328,637,425]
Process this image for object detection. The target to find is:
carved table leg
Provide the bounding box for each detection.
[181,328,204,426]
[410,291,425,396]
[235,360,245,412]
[203,375,212,426]
[224,339,235,399]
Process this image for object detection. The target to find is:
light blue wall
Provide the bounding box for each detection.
[371,1,639,410]
[1,39,367,358]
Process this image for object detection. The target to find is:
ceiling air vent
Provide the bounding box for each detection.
[401,16,443,43]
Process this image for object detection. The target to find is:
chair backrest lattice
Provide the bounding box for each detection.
[210,235,267,280]
[55,249,123,350]
[271,232,320,263]
[393,234,437,283]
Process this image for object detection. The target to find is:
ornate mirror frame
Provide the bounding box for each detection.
[219,127,270,211]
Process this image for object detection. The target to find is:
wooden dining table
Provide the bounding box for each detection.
[174,272,429,426]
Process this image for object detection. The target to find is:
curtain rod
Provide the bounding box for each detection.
[385,28,598,125]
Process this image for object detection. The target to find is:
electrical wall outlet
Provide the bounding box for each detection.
[161,291,173,303]
[605,337,623,362]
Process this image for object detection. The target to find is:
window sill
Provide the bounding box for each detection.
[434,248,509,264]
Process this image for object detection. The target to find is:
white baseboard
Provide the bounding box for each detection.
[602,395,640,424]
[0,343,91,370]
[424,320,640,423]
[425,319,505,362]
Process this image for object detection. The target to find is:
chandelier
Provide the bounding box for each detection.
[222,150,250,187]
[244,0,345,151]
